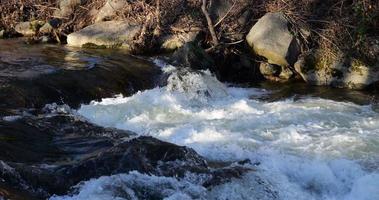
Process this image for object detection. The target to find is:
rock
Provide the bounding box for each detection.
[259,62,293,82]
[54,0,82,18]
[295,52,379,89]
[39,23,53,34]
[95,0,127,22]
[0,30,4,38]
[0,113,251,198]
[170,42,215,71]
[279,65,294,80]
[246,12,301,67]
[40,36,50,43]
[66,21,141,49]
[259,62,281,78]
[15,21,44,36]
[161,31,199,52]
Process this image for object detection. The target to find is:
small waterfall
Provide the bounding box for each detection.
[166,69,228,100]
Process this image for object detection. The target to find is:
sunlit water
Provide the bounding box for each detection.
[54,64,379,200]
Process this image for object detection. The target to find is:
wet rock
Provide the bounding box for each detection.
[0,113,252,198]
[295,51,379,89]
[161,31,199,52]
[246,12,301,67]
[95,0,128,22]
[67,21,141,50]
[170,42,215,71]
[0,30,4,38]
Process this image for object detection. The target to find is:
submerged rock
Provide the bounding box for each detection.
[66,21,141,50]
[246,12,301,67]
[0,113,252,199]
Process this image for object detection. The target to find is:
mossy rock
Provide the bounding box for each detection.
[82,43,107,49]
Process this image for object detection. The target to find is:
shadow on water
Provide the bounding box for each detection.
[0,39,161,116]
[256,81,378,106]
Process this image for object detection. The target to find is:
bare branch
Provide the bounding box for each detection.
[201,0,219,46]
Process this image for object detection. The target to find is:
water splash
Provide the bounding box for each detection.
[75,67,379,200]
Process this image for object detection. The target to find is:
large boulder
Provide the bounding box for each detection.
[0,113,252,199]
[66,21,141,49]
[95,0,127,22]
[246,12,301,67]
[295,52,379,89]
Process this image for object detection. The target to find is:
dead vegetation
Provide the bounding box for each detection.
[263,0,379,64]
[0,0,378,64]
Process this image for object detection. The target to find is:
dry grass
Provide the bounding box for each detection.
[0,0,377,63]
[0,0,57,34]
[264,0,379,64]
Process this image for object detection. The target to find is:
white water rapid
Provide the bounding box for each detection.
[53,63,379,200]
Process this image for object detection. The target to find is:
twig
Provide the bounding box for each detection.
[201,0,219,46]
[214,0,236,27]
[224,39,244,45]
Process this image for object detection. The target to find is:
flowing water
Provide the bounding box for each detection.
[0,40,378,200]
[64,63,379,200]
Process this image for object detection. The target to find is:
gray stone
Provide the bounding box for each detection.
[54,0,82,18]
[246,12,301,67]
[259,62,293,81]
[95,0,127,22]
[39,23,53,34]
[66,21,141,50]
[15,21,44,36]
[279,66,294,80]
[161,31,199,52]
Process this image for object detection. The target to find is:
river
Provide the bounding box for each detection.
[0,40,378,200]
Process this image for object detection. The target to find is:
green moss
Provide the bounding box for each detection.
[0,136,16,141]
[82,43,107,49]
[30,20,45,32]
[351,59,365,75]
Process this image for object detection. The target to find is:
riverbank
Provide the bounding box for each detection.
[1,0,378,90]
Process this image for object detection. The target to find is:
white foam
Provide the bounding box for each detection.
[50,171,206,200]
[75,69,379,200]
